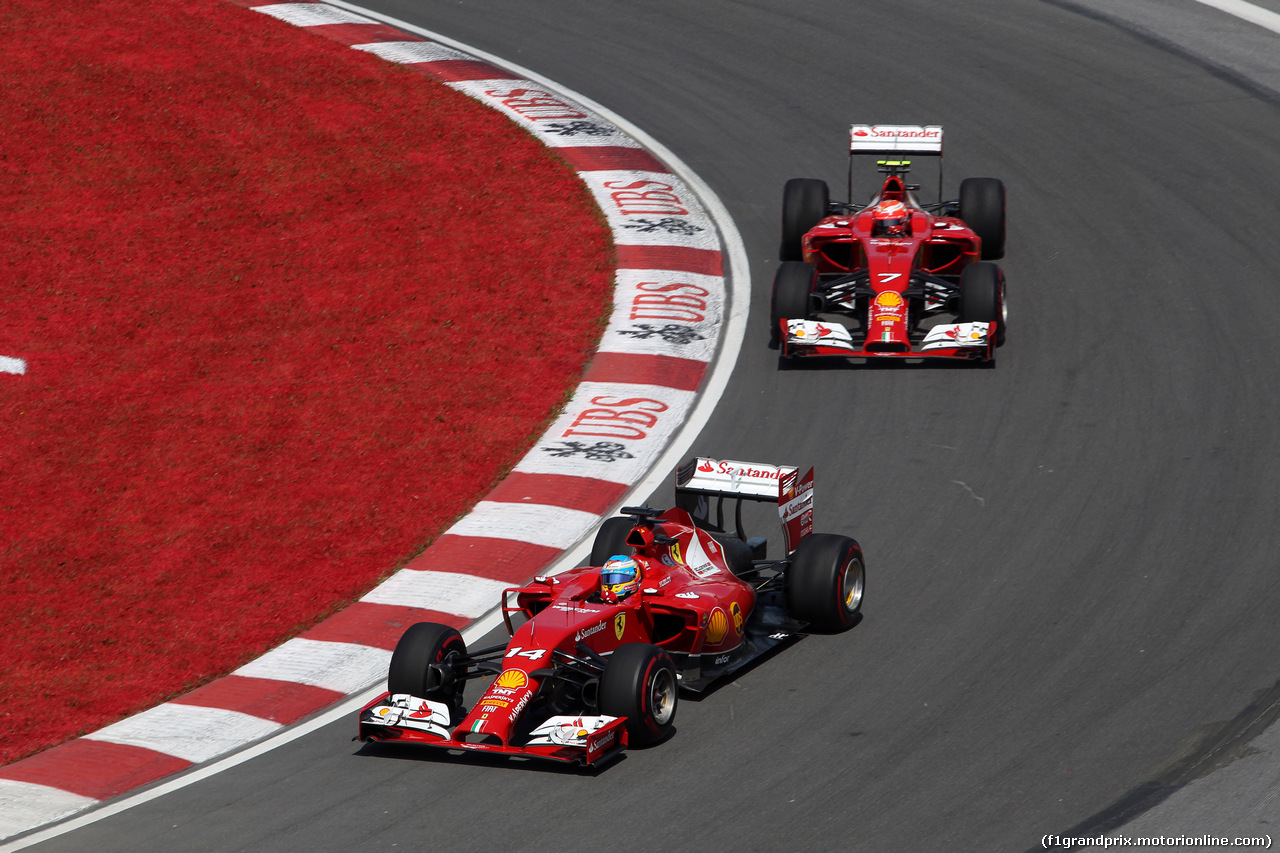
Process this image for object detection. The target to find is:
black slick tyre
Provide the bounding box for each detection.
[770,260,817,345]
[387,622,467,709]
[599,643,678,746]
[781,178,829,261]
[958,177,1006,260]
[589,516,635,567]
[787,533,865,632]
[959,262,1006,346]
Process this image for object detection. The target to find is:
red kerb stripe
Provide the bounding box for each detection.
[584,352,706,391]
[404,535,563,584]
[302,23,420,46]
[0,740,191,801]
[173,676,344,724]
[555,147,668,173]
[416,60,521,83]
[303,602,470,650]
[486,472,628,514]
[615,245,723,276]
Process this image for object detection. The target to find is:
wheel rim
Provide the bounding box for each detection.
[649,666,677,726]
[438,645,465,702]
[842,557,865,614]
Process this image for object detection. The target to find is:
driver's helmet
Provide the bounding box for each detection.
[871,199,910,236]
[600,555,640,603]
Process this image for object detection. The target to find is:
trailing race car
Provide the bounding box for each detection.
[358,457,865,767]
[772,123,1008,364]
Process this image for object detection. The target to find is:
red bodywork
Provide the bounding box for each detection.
[780,173,998,362]
[358,507,758,765]
[803,175,981,283]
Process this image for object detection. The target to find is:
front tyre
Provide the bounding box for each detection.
[771,261,817,345]
[599,643,678,746]
[387,622,467,710]
[787,534,865,632]
[959,262,1007,346]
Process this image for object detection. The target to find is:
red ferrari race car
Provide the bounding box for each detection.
[358,457,865,767]
[772,123,1008,364]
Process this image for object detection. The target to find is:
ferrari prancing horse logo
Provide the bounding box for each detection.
[614,613,626,640]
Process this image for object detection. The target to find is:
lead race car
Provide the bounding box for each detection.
[772,123,1008,364]
[358,457,865,766]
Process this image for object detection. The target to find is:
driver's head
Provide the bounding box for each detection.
[600,555,640,603]
[872,199,910,236]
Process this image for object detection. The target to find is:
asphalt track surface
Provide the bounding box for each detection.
[24,1,1280,850]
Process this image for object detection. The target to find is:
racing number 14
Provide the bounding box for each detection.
[505,647,548,661]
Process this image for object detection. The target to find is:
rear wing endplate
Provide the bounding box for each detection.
[675,458,814,554]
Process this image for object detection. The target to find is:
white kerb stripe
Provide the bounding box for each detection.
[0,781,97,839]
[444,501,602,549]
[84,704,281,765]
[234,638,390,694]
[352,41,473,64]
[361,569,510,617]
[253,2,373,27]
[1193,0,1280,35]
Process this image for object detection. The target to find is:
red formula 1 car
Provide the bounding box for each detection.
[358,457,865,767]
[772,123,1008,364]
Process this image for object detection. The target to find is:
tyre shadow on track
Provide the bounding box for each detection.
[774,356,992,371]
[352,738,641,776]
[679,613,865,704]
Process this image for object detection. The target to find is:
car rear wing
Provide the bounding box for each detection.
[848,123,944,203]
[675,457,814,555]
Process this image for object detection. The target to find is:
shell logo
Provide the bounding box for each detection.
[495,670,528,690]
[874,292,903,308]
[706,608,728,644]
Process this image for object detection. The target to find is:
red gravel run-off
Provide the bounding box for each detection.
[0,0,613,764]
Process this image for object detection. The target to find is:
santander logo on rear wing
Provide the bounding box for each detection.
[849,123,943,156]
[778,466,814,555]
[675,458,814,554]
[677,457,794,499]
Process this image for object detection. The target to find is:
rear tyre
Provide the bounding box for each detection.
[589,516,635,567]
[781,178,829,261]
[958,177,1006,260]
[770,261,817,345]
[959,262,1006,346]
[387,622,467,710]
[787,533,865,632]
[599,643,678,746]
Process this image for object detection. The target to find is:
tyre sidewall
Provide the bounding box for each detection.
[599,643,678,746]
[959,177,1006,260]
[787,533,865,632]
[387,622,466,703]
[770,261,817,343]
[781,178,829,261]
